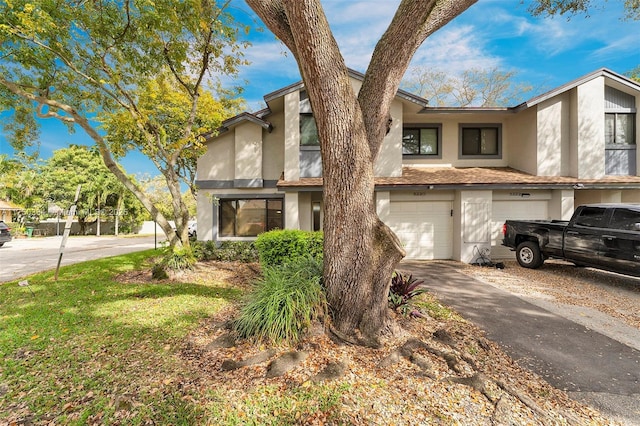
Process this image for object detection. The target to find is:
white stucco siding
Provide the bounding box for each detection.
[506,107,537,175]
[536,92,571,176]
[234,124,263,183]
[196,190,215,241]
[262,110,285,181]
[402,115,511,168]
[284,91,300,181]
[576,77,605,179]
[197,132,235,181]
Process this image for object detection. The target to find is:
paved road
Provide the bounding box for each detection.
[401,260,640,426]
[0,235,163,283]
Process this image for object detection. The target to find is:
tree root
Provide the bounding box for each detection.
[384,334,561,424]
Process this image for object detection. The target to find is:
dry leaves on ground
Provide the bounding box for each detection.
[173,261,616,425]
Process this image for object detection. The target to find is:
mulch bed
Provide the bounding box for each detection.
[122,260,617,425]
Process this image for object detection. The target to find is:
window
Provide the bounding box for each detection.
[402,125,441,156]
[609,208,640,231]
[605,113,635,145]
[459,124,501,158]
[575,207,606,228]
[300,114,319,146]
[219,199,283,237]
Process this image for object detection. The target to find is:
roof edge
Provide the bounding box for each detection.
[263,68,429,108]
[522,68,640,110]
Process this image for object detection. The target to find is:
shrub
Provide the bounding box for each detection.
[162,247,197,271]
[388,271,428,316]
[151,263,169,280]
[192,240,218,261]
[192,240,259,263]
[254,230,323,267]
[234,256,326,344]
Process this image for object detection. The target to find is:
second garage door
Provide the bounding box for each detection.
[491,200,548,259]
[386,201,453,259]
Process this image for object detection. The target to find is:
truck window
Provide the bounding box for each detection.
[609,208,640,231]
[575,207,607,227]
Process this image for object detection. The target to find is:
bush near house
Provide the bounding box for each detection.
[254,230,323,266]
[192,240,259,263]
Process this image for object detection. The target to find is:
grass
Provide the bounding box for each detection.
[0,253,607,425]
[0,250,346,425]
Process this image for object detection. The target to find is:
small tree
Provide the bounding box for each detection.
[0,0,247,248]
[36,145,142,234]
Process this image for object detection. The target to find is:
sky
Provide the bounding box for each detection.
[1,0,639,177]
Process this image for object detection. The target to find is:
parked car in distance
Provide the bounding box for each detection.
[188,220,197,238]
[502,204,640,278]
[0,221,12,247]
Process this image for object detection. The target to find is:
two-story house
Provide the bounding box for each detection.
[196,68,640,263]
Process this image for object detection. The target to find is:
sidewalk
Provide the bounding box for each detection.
[1,235,162,283]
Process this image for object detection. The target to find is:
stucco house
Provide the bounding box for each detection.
[196,68,640,263]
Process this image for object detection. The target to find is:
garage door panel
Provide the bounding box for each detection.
[491,200,548,259]
[387,201,452,260]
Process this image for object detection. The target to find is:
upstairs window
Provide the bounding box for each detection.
[459,124,501,158]
[402,125,441,157]
[605,113,636,145]
[300,114,319,146]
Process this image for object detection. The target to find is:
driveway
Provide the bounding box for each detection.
[400,260,640,426]
[0,235,163,283]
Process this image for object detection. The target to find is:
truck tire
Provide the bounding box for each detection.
[516,241,544,269]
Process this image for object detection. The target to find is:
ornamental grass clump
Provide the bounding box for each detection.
[162,247,197,271]
[234,256,326,344]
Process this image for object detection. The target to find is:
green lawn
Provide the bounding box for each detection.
[0,250,244,425]
[1,251,600,425]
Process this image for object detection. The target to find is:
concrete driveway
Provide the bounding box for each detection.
[0,235,163,283]
[400,260,640,426]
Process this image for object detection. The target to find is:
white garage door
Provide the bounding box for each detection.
[491,200,548,259]
[387,201,453,259]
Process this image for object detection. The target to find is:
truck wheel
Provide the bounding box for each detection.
[516,241,544,269]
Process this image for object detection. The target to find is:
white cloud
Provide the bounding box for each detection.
[590,33,640,61]
[410,25,502,75]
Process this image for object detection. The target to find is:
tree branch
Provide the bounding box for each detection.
[245,0,297,58]
[0,75,180,246]
[359,0,478,159]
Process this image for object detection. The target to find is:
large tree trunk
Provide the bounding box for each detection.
[247,0,477,345]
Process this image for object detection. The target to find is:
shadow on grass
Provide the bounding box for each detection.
[0,250,249,424]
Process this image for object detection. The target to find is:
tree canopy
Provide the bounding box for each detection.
[0,0,248,247]
[402,67,536,107]
[37,145,145,233]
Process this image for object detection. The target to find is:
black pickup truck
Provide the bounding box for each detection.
[502,204,640,277]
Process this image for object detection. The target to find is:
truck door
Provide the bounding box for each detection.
[563,206,609,266]
[602,208,640,276]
